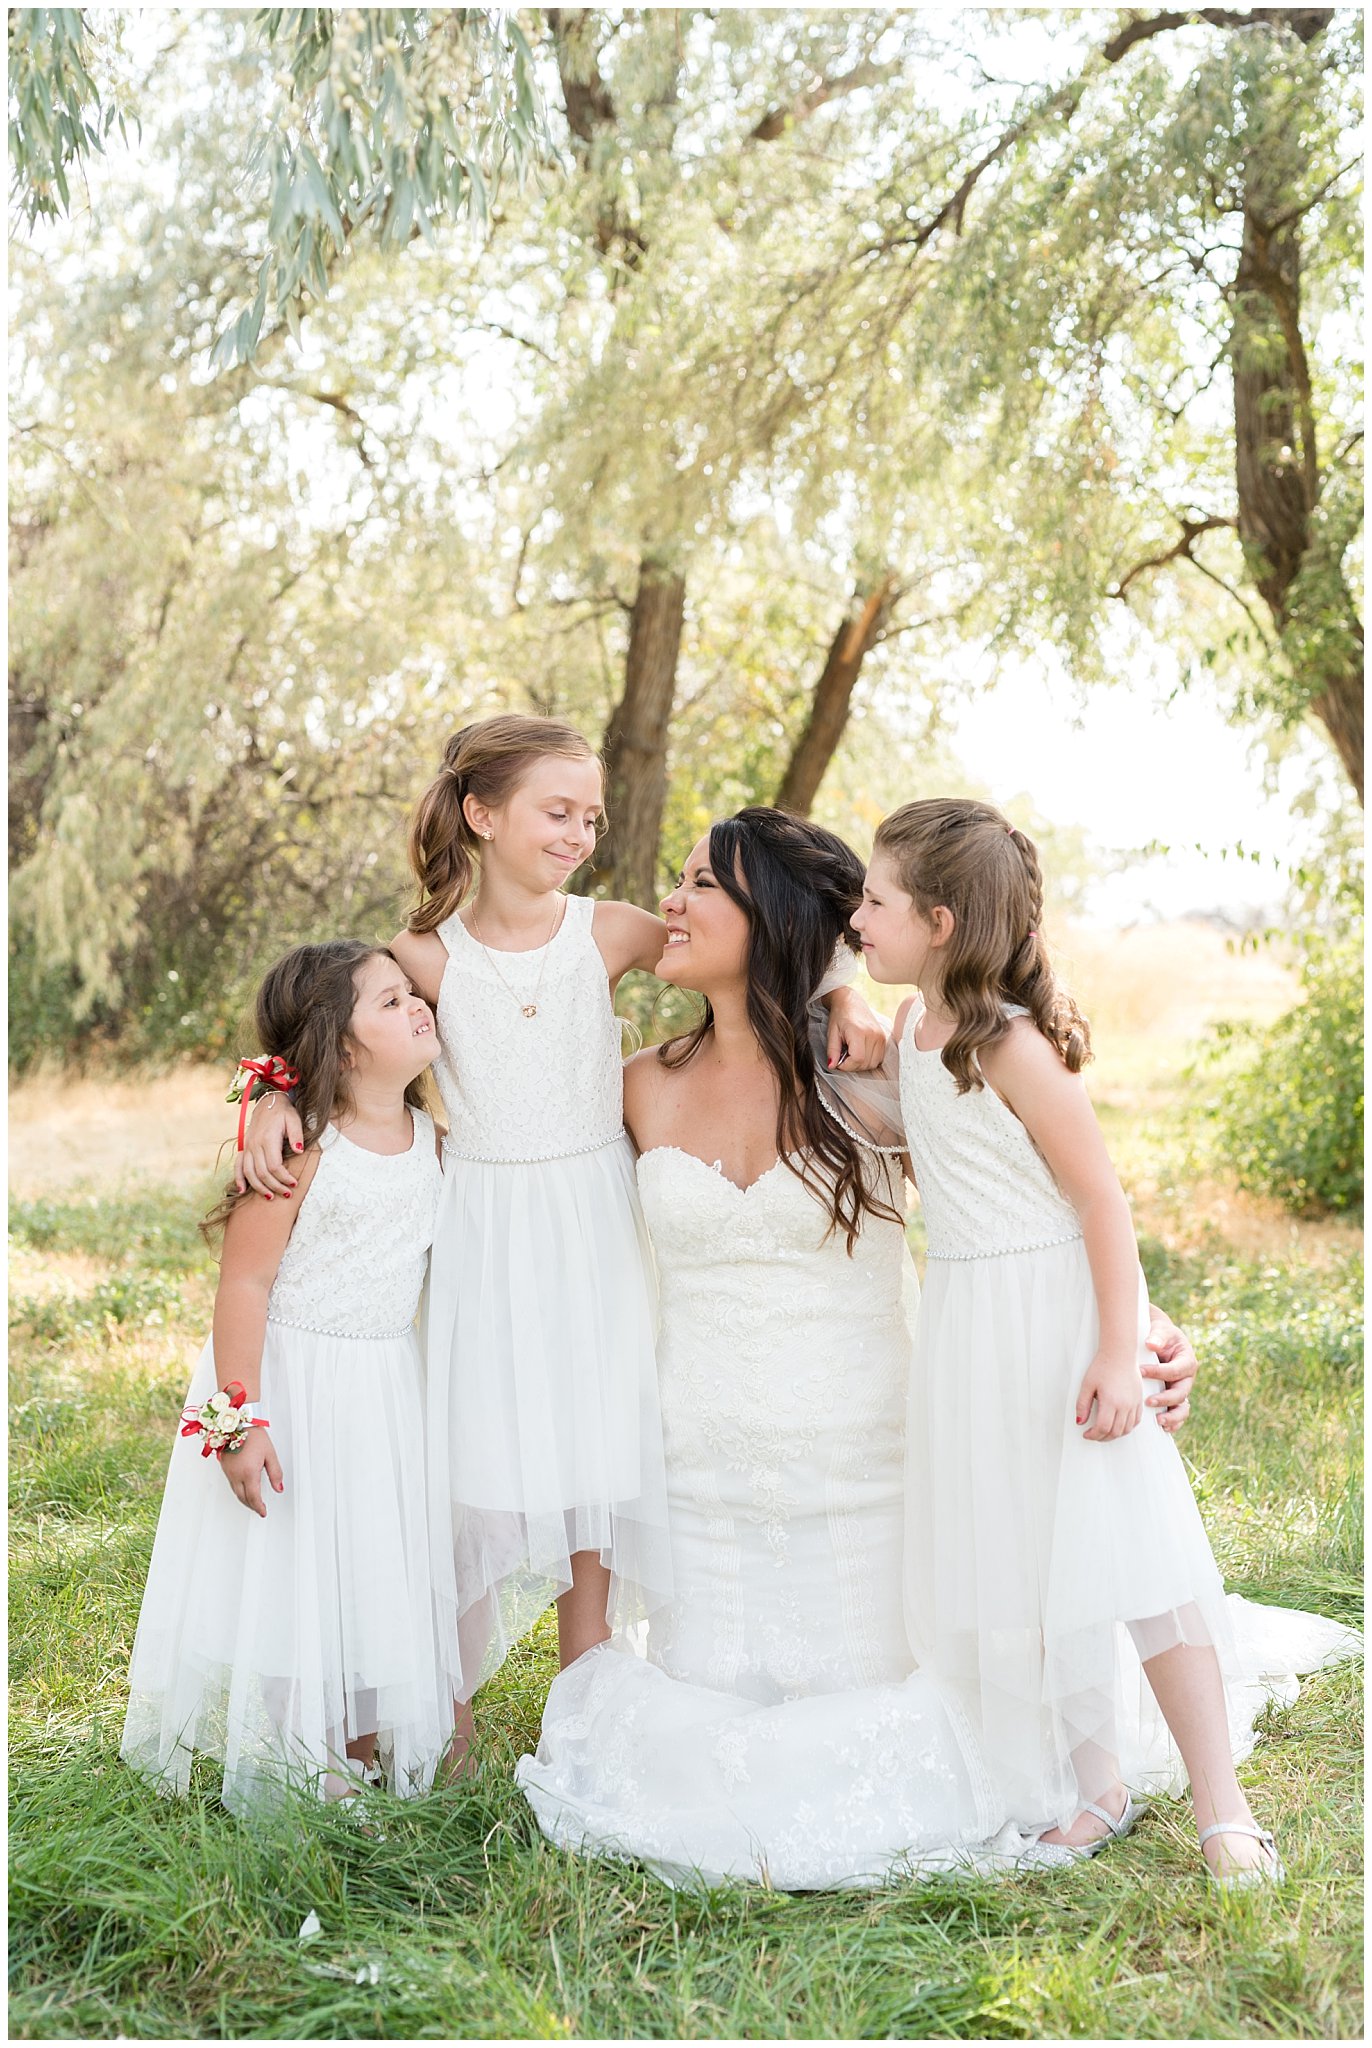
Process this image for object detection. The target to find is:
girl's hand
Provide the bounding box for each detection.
[220,1429,284,1517]
[1076,1353,1144,1441]
[236,1093,305,1197]
[824,987,890,1073]
[1144,1309,1197,1433]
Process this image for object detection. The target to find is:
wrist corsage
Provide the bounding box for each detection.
[227,1054,300,1154]
[181,1379,270,1459]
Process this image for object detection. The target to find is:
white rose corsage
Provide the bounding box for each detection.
[180,1379,270,1459]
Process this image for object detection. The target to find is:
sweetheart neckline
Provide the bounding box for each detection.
[636,1144,793,1199]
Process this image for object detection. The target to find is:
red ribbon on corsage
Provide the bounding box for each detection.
[227,1054,300,1155]
[179,1379,271,1459]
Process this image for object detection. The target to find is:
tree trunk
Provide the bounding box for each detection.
[1232,208,1312,620]
[1310,646,1365,801]
[775,577,898,816]
[1231,188,1364,799]
[586,559,687,905]
[1225,8,1362,800]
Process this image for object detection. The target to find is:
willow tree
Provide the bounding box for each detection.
[9,6,551,355]
[9,16,530,1060]
[909,7,1363,798]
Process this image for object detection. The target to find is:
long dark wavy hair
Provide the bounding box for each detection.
[873,797,1091,1094]
[659,806,901,1253]
[203,940,431,1246]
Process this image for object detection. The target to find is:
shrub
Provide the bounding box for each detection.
[1200,929,1363,1215]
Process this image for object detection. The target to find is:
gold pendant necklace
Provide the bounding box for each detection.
[468,895,566,1018]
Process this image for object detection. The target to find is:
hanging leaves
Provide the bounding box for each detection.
[9,7,555,369]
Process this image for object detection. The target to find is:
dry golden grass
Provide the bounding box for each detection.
[1056,918,1298,1043]
[8,1064,233,1198]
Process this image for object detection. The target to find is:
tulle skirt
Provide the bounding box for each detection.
[121,1324,454,1815]
[425,1136,673,1695]
[905,1239,1360,1829]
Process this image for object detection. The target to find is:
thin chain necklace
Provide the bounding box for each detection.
[467,893,566,1019]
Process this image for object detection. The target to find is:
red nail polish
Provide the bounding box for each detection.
[265,1194,273,1202]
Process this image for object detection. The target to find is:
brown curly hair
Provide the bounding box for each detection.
[202,940,431,1245]
[873,797,1091,1094]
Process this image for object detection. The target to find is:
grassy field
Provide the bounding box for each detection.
[9,926,1364,2040]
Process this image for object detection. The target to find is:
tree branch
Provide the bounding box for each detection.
[1112,513,1237,596]
[1101,10,1319,65]
[868,67,1096,263]
[298,390,380,469]
[1265,155,1363,234]
[1182,552,1277,647]
[748,59,900,144]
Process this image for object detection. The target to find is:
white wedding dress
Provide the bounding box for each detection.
[516,1145,1031,1889]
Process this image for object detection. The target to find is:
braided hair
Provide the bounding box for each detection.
[873,798,1091,1094]
[659,805,902,1252]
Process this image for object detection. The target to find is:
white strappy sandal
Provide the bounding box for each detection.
[1015,1790,1146,1870]
[1198,1820,1286,1889]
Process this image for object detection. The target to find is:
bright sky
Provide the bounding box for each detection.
[943,656,1339,928]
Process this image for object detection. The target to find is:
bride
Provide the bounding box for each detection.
[516,809,1244,1889]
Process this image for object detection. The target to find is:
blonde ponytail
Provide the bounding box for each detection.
[406,714,601,933]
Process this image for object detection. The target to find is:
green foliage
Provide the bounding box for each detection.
[1199,930,1364,1215]
[12,1272,187,1347]
[211,8,553,369]
[8,8,552,368]
[7,11,1364,1066]
[9,1190,211,1269]
[7,7,129,224]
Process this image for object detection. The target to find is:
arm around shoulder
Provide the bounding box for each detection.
[593,899,669,982]
[389,927,449,1007]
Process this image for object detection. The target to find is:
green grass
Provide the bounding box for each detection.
[9,1178,1364,2041]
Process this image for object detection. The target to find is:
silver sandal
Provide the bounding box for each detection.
[1016,1791,1146,1870]
[1198,1820,1285,1889]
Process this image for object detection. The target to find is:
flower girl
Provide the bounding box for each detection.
[122,941,453,1814]
[854,797,1357,1885]
[239,716,881,1715]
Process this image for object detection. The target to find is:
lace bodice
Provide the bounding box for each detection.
[267,1112,440,1338]
[432,894,624,1163]
[635,1146,917,1699]
[898,1005,1082,1260]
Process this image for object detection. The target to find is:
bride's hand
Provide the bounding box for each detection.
[824,986,890,1073]
[236,1093,305,1197]
[1143,1307,1197,1433]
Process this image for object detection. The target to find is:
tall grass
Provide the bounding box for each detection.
[8,1112,1363,2039]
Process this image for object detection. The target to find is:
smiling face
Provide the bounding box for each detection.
[466,753,604,892]
[345,952,440,1088]
[851,849,949,990]
[656,834,751,995]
